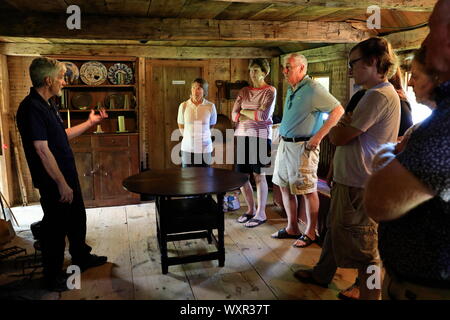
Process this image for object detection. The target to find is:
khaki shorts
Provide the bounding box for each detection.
[382,271,450,300]
[328,183,380,269]
[272,140,319,195]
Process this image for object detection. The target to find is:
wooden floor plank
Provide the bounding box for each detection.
[223,209,321,300]
[4,200,357,300]
[126,203,195,300]
[174,233,277,300]
[229,204,357,300]
[59,206,134,300]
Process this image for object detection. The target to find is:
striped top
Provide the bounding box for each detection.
[231,85,276,139]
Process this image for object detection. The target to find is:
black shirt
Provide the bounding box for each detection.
[398,99,413,137]
[378,80,450,287]
[16,87,78,189]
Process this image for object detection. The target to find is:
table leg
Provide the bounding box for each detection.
[157,196,169,274]
[206,229,212,244]
[217,193,225,267]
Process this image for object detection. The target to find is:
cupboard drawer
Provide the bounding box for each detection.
[71,136,91,148]
[97,135,129,147]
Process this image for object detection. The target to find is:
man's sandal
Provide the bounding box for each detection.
[292,234,316,248]
[271,228,302,239]
[293,269,329,288]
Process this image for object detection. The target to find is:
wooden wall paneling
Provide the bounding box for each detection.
[146,62,165,170]
[0,54,13,204]
[308,59,349,106]
[230,59,249,82]
[208,59,232,170]
[137,57,146,169]
[208,59,230,117]
[330,59,349,105]
[270,57,284,118]
[164,66,184,169]
[6,56,40,205]
[228,59,250,119]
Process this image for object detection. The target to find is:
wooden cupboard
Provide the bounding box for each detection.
[71,133,140,207]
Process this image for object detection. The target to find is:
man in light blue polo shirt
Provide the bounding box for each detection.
[272,53,344,248]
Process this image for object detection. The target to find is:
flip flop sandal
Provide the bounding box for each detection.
[237,213,254,223]
[293,269,329,288]
[271,227,302,239]
[244,218,267,228]
[292,234,316,248]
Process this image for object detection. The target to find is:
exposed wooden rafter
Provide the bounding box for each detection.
[212,0,436,11]
[385,26,429,51]
[0,12,371,43]
[0,43,281,58]
[283,26,429,63]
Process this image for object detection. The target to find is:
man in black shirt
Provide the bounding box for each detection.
[16,57,108,291]
[365,0,450,299]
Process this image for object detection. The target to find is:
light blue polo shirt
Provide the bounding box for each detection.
[280,75,341,138]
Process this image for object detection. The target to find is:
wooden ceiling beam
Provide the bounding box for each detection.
[385,26,429,51]
[0,12,371,43]
[212,0,436,11]
[0,43,281,58]
[283,26,429,63]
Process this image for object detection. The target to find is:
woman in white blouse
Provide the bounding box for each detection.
[177,78,217,167]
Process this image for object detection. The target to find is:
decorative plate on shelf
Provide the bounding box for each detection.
[104,93,125,109]
[71,93,92,109]
[80,61,107,85]
[108,63,133,85]
[61,61,79,85]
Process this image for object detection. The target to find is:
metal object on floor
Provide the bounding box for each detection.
[0,246,26,260]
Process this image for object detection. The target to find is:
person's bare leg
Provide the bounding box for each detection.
[245,173,268,226]
[293,191,319,246]
[237,181,256,222]
[271,186,300,236]
[339,278,360,300]
[358,266,381,300]
[273,184,284,209]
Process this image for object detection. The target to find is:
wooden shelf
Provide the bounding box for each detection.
[63,84,135,88]
[60,109,136,112]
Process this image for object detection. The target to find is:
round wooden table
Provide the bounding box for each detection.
[123,167,248,274]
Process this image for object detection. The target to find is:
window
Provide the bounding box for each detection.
[312,75,331,120]
[312,75,330,92]
[405,71,432,124]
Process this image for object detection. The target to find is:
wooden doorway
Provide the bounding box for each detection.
[145,60,208,170]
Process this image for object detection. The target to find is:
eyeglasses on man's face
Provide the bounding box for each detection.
[348,57,364,69]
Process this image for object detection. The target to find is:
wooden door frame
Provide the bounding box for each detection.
[0,54,13,204]
[144,59,209,170]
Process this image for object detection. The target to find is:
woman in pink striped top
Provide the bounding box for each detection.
[232,59,276,228]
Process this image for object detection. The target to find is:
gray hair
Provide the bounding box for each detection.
[29,57,65,88]
[286,53,308,72]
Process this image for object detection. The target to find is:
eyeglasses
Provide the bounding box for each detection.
[348,57,363,69]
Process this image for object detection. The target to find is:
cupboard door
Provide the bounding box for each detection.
[74,151,95,201]
[95,148,134,201]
